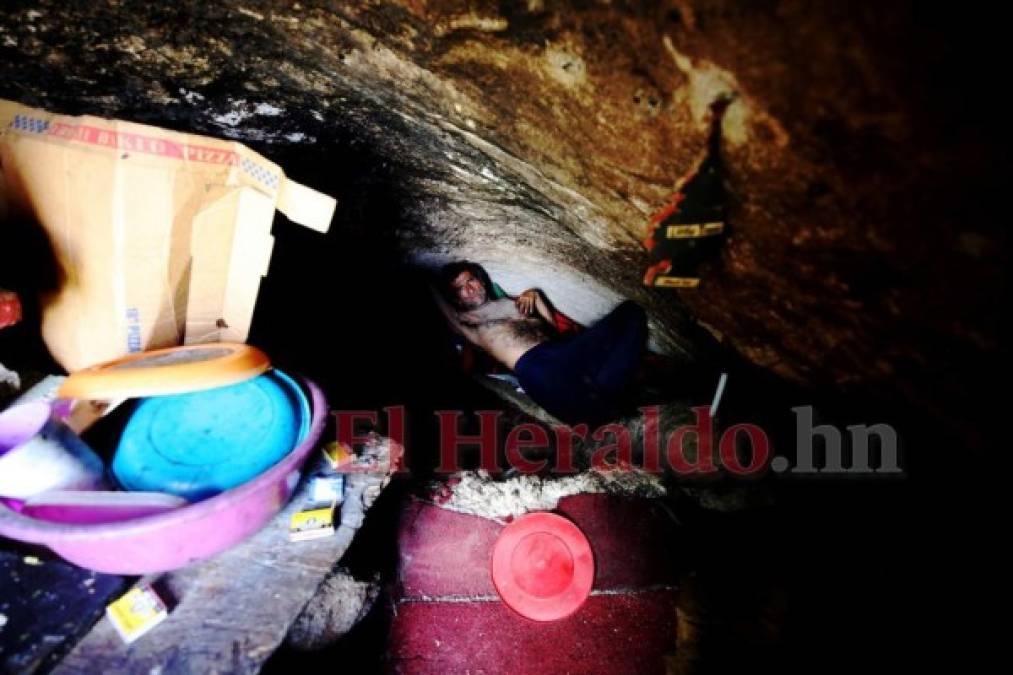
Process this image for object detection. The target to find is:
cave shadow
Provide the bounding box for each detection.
[248,134,517,471]
[0,210,67,396]
[242,126,931,673]
[246,131,777,670]
[249,133,544,671]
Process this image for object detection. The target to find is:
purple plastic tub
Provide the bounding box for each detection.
[0,378,327,574]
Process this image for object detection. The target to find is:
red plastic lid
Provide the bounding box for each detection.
[0,290,21,329]
[491,512,594,622]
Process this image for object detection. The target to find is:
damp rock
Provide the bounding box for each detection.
[286,569,381,651]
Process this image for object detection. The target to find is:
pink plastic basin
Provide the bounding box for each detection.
[0,378,328,574]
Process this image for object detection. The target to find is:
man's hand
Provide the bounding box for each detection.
[515,289,540,316]
[516,288,557,325]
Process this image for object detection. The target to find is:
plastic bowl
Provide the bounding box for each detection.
[0,377,327,574]
[112,369,311,500]
[0,401,106,498]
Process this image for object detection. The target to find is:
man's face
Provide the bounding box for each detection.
[451,270,487,309]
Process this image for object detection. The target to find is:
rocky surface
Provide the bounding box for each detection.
[429,468,667,521]
[286,567,381,652]
[0,0,1002,440]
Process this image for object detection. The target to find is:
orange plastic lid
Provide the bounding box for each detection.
[58,343,271,400]
[491,512,595,622]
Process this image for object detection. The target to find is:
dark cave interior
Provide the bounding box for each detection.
[0,1,1002,673]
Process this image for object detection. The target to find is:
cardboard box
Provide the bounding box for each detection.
[0,99,335,371]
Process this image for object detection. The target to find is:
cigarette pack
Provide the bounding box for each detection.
[289,506,335,542]
[106,584,169,644]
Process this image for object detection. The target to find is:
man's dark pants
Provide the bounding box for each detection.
[514,300,647,427]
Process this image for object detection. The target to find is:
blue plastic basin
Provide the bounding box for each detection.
[112,369,310,500]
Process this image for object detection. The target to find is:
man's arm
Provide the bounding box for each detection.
[516,288,583,335]
[516,288,557,325]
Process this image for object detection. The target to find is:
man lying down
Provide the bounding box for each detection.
[432,260,648,427]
